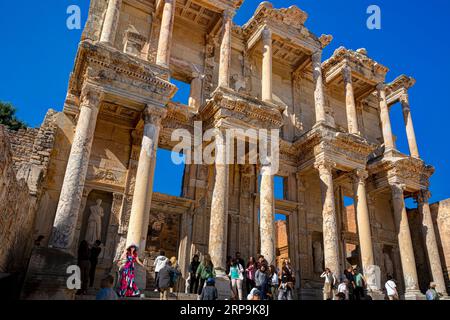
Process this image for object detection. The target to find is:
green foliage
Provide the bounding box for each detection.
[0,101,27,131]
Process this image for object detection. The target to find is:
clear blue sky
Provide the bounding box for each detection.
[1,0,449,207]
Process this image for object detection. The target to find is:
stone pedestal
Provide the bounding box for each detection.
[21,247,77,300]
[134,264,147,292]
[215,274,232,300]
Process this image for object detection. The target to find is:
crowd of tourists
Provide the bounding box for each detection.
[77,242,444,301]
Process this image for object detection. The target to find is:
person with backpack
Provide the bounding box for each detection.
[229,259,245,300]
[196,254,215,296]
[199,278,218,300]
[426,282,441,300]
[157,260,179,300]
[153,250,168,292]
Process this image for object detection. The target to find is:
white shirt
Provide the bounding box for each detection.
[338,283,349,300]
[385,280,397,296]
[154,256,168,272]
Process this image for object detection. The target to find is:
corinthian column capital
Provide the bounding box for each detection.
[390,183,406,199]
[416,189,431,204]
[142,105,167,124]
[342,65,352,84]
[314,160,335,174]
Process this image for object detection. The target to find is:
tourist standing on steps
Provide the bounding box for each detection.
[426,282,441,300]
[229,258,244,300]
[353,268,366,300]
[320,268,337,300]
[89,240,102,288]
[384,274,399,300]
[268,265,279,300]
[96,275,118,300]
[117,244,145,298]
[188,254,200,294]
[337,278,349,300]
[344,265,355,300]
[76,240,91,295]
[157,260,178,300]
[199,278,218,300]
[245,256,257,294]
[255,264,269,300]
[278,261,295,300]
[153,250,168,292]
[169,256,181,293]
[196,254,215,296]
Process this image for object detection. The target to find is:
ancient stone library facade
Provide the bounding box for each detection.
[1,0,450,300]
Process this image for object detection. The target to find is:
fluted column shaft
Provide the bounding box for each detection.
[316,162,341,277]
[51,88,102,249]
[343,66,359,134]
[100,0,122,45]
[156,0,176,67]
[261,27,273,102]
[218,10,233,88]
[391,183,420,295]
[377,84,395,150]
[400,94,420,158]
[260,165,275,264]
[126,106,166,249]
[417,190,448,296]
[312,51,326,124]
[208,130,229,273]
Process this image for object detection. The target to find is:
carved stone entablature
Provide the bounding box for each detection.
[86,166,127,188]
[323,47,389,99]
[293,123,375,172]
[199,86,284,131]
[368,156,433,193]
[64,40,176,115]
[385,75,416,106]
[151,192,195,215]
[242,2,322,57]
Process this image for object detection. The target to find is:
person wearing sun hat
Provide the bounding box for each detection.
[117,243,145,297]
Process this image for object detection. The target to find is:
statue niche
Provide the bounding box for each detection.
[85,199,104,245]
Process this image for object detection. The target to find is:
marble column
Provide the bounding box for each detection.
[390,183,422,298]
[208,130,229,273]
[416,190,448,296]
[261,27,273,102]
[260,165,275,265]
[100,0,122,45]
[51,88,102,249]
[400,93,420,158]
[126,105,166,250]
[218,10,233,88]
[188,74,202,111]
[315,161,341,277]
[354,170,376,286]
[377,84,395,150]
[312,51,326,124]
[156,0,176,67]
[343,66,359,134]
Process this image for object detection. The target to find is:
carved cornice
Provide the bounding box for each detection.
[66,40,176,112]
[322,46,389,85]
[199,86,284,129]
[385,75,416,105]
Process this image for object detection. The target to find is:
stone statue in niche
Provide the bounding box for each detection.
[383,252,394,276]
[85,199,104,244]
[313,241,323,273]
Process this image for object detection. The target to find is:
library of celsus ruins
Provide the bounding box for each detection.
[1,0,450,300]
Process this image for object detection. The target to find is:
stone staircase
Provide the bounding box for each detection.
[75,288,198,301]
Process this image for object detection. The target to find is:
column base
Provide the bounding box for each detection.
[214,273,231,300]
[404,290,426,300]
[367,289,386,300]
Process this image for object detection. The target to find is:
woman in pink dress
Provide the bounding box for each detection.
[117,244,145,297]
